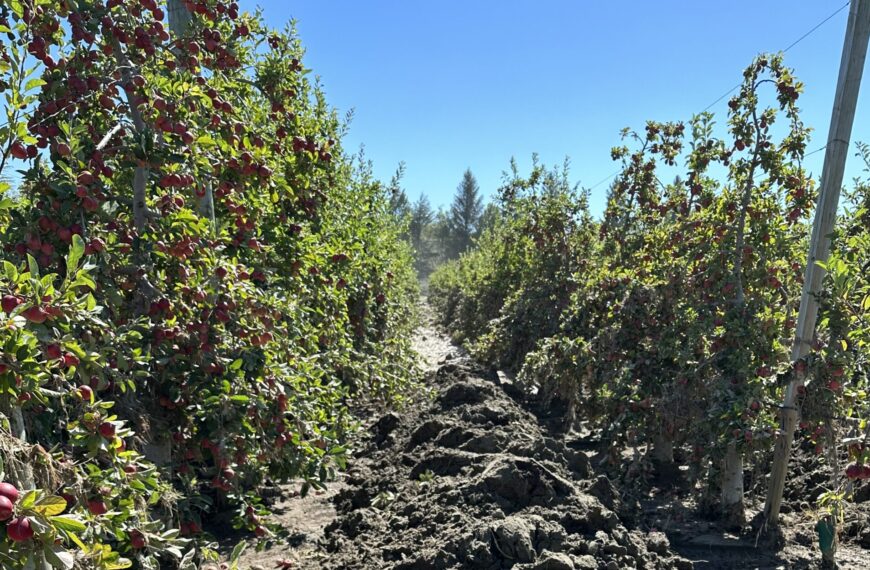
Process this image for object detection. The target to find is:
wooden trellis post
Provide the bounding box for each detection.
[765,0,870,526]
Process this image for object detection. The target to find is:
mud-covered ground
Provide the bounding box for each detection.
[228,302,870,570]
[320,358,692,570]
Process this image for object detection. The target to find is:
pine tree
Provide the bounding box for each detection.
[388,163,411,221]
[448,169,483,257]
[410,194,433,253]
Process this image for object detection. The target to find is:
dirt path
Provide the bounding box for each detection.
[227,300,870,570]
[228,299,459,570]
[411,297,463,373]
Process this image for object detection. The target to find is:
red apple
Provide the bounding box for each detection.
[60,491,76,510]
[98,422,116,438]
[0,495,13,520]
[77,385,93,401]
[88,238,106,253]
[1,295,22,314]
[57,227,72,242]
[9,141,27,160]
[62,353,80,368]
[846,463,862,479]
[77,171,95,185]
[130,529,146,549]
[22,306,49,324]
[87,499,108,515]
[6,517,33,542]
[0,482,19,504]
[44,344,62,360]
[82,196,99,211]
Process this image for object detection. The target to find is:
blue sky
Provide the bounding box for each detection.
[242,1,870,215]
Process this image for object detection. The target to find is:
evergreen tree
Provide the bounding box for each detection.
[430,209,453,264]
[409,194,436,277]
[410,194,434,253]
[388,163,411,221]
[448,169,483,257]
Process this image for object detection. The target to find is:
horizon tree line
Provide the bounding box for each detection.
[391,167,495,281]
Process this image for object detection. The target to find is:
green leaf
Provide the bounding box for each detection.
[229,541,247,569]
[3,261,17,282]
[67,531,88,553]
[178,549,197,570]
[67,234,86,279]
[50,516,87,533]
[8,0,23,18]
[71,272,97,291]
[33,495,67,516]
[26,254,39,279]
[24,78,45,92]
[19,490,38,510]
[43,545,74,570]
[196,135,216,148]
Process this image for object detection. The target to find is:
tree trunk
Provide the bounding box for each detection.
[651,431,674,464]
[1,402,35,488]
[821,420,839,567]
[721,441,745,528]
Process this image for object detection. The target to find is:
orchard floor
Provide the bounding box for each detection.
[222,301,870,570]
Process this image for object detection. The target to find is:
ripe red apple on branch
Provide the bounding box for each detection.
[5,517,32,542]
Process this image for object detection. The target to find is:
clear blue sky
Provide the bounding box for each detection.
[248,2,867,215]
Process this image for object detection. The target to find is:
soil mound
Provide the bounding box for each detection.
[322,362,693,570]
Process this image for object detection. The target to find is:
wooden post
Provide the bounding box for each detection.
[167,0,193,36]
[167,0,215,226]
[765,0,870,525]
